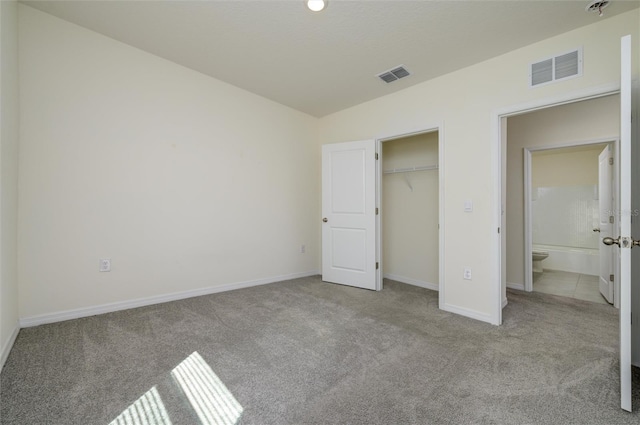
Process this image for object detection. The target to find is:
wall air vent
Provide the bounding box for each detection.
[377,65,411,83]
[529,48,582,88]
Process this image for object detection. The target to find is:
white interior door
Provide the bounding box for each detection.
[617,34,632,413]
[598,145,614,304]
[322,140,377,290]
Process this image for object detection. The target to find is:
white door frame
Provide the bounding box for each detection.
[492,83,620,325]
[376,125,445,308]
[522,138,619,307]
[618,34,632,411]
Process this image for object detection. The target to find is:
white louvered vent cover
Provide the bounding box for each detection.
[378,66,411,83]
[530,48,582,87]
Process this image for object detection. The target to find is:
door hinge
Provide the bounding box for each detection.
[609,216,614,224]
[375,153,379,160]
[376,262,379,270]
[609,157,614,165]
[375,207,379,215]
[610,274,614,282]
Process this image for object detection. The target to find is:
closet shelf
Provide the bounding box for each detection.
[383,165,438,174]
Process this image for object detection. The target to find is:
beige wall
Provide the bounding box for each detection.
[18,5,320,321]
[9,5,640,329]
[532,146,604,188]
[506,96,619,287]
[319,10,639,322]
[0,0,20,367]
[382,132,438,287]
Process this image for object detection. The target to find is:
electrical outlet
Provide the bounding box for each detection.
[463,268,472,280]
[100,259,111,272]
[300,245,306,254]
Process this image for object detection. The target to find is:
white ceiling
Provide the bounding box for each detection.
[22,0,639,117]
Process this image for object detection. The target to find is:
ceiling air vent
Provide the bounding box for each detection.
[530,48,582,88]
[377,65,411,84]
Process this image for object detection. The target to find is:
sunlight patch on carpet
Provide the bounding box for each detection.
[109,386,172,425]
[171,351,243,425]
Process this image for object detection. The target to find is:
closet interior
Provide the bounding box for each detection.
[381,131,439,290]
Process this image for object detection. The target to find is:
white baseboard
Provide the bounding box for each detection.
[507,282,525,291]
[502,297,508,308]
[441,303,495,325]
[20,270,320,328]
[1,323,20,371]
[383,273,438,291]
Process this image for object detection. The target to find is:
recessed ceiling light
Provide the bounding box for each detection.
[306,0,327,12]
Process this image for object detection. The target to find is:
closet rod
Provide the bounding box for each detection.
[383,165,438,174]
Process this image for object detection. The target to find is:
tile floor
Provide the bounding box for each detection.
[532,270,610,305]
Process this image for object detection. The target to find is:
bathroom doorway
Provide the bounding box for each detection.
[504,94,620,307]
[524,142,618,306]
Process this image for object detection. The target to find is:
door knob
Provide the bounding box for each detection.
[603,237,620,246]
[322,217,328,223]
[604,236,640,248]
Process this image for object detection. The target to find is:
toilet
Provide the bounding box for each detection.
[532,250,549,273]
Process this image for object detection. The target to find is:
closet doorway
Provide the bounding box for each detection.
[378,129,442,298]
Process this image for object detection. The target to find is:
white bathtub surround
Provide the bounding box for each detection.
[531,183,601,276]
[533,244,599,275]
[532,185,600,250]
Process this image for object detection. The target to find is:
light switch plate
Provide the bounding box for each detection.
[463,268,472,280]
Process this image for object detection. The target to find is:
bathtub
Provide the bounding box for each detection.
[532,244,599,276]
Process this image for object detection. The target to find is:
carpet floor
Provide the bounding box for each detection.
[1,276,639,424]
